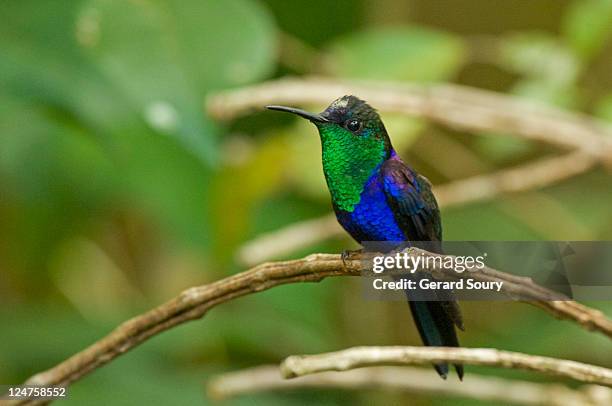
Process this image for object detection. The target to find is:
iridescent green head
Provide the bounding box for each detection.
[267,95,393,211]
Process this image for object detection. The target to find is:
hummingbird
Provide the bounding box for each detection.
[267,96,464,379]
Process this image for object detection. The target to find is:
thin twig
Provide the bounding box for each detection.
[5,254,359,406]
[211,77,611,265]
[280,346,612,387]
[434,151,596,207]
[207,365,612,406]
[237,151,597,266]
[206,77,612,159]
[192,78,612,405]
[7,248,612,405]
[236,214,343,266]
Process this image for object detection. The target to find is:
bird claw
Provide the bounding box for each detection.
[341,248,364,268]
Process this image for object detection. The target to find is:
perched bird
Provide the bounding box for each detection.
[267,96,464,379]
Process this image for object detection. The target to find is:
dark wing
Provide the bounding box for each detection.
[381,158,464,377]
[380,158,462,325]
[379,159,441,244]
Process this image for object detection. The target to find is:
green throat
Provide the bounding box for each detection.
[317,123,388,212]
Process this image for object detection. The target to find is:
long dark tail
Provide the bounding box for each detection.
[408,299,464,379]
[398,241,464,379]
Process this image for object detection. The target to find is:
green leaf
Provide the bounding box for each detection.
[0,0,143,137]
[0,102,114,201]
[324,26,466,82]
[77,0,278,164]
[563,0,612,60]
[0,98,119,273]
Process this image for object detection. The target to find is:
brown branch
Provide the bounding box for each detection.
[434,151,596,207]
[7,248,612,405]
[280,346,612,387]
[236,214,343,266]
[212,77,611,265]
[6,254,359,406]
[213,77,609,265]
[207,365,612,406]
[405,247,612,337]
[237,151,597,266]
[206,77,612,160]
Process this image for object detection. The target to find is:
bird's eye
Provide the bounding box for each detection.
[345,119,361,132]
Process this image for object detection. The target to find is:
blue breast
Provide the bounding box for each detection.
[335,171,406,243]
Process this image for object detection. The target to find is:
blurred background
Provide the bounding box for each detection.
[1,0,612,404]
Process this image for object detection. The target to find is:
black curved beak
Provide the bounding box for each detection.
[266,105,328,123]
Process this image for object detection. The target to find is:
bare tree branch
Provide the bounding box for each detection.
[7,248,612,405]
[237,151,597,266]
[6,254,359,406]
[434,151,596,207]
[206,77,612,159]
[280,347,612,387]
[403,248,612,337]
[207,365,612,406]
[210,77,611,265]
[236,214,343,266]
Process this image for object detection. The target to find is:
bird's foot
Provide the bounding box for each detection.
[341,248,364,268]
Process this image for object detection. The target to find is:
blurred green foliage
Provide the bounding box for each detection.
[324,26,466,81]
[1,1,612,404]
